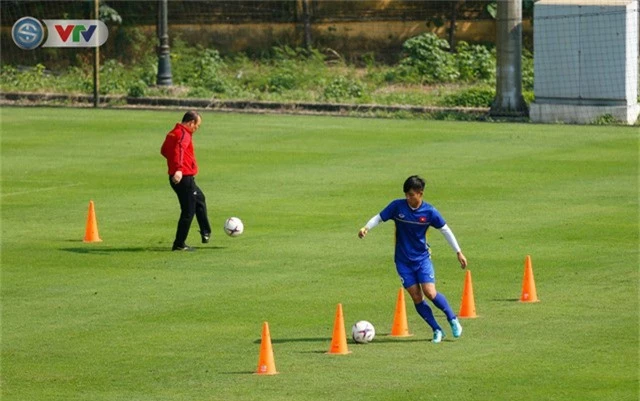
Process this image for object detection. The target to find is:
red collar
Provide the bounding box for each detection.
[179,123,194,134]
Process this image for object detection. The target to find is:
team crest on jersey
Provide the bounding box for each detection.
[398,214,405,219]
[419,216,427,223]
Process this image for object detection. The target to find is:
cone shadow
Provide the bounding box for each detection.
[253,337,328,344]
[60,246,226,254]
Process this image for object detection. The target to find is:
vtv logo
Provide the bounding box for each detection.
[43,19,108,48]
[54,24,98,43]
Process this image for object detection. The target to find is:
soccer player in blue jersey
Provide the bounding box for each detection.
[358,175,468,343]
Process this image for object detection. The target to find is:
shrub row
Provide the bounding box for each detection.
[1,34,535,109]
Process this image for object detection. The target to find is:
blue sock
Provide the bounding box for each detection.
[414,301,441,331]
[432,293,456,321]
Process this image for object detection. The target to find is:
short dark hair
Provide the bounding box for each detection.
[403,175,425,193]
[182,110,200,123]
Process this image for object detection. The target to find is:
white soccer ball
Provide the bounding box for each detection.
[223,217,244,237]
[351,320,375,344]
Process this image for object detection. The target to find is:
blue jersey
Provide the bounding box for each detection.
[379,199,446,264]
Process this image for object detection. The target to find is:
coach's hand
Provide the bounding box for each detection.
[172,171,183,184]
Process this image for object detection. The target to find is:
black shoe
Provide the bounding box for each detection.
[172,244,194,251]
[200,231,210,244]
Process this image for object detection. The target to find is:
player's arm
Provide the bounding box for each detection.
[172,130,191,184]
[438,224,468,269]
[171,141,183,183]
[358,214,382,239]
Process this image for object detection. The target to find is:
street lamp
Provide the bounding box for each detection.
[156,0,172,86]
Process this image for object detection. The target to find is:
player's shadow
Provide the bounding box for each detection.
[61,245,226,254]
[220,371,257,375]
[374,335,430,343]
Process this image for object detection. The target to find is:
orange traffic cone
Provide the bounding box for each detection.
[327,303,351,355]
[391,288,413,337]
[256,322,278,375]
[520,255,539,302]
[459,270,477,318]
[83,200,102,243]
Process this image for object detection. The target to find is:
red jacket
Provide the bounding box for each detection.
[161,123,198,176]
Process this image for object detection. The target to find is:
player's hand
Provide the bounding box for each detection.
[172,171,183,184]
[358,227,368,239]
[457,252,468,269]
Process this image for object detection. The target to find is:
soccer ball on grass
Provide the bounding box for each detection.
[223,217,244,237]
[351,320,375,344]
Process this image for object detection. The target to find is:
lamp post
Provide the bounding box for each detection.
[302,0,312,50]
[156,0,172,86]
[93,0,100,107]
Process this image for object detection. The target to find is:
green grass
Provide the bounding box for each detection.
[1,108,638,401]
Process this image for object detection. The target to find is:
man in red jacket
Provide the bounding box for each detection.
[161,110,212,251]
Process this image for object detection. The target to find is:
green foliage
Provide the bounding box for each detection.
[0,38,531,113]
[267,71,297,93]
[397,33,459,84]
[0,64,49,91]
[592,114,620,125]
[137,58,157,87]
[171,39,228,93]
[269,45,323,63]
[0,64,91,93]
[522,90,535,104]
[441,86,495,108]
[369,88,439,107]
[263,46,326,93]
[323,76,364,101]
[456,41,496,82]
[99,3,122,24]
[522,49,534,91]
[186,86,212,98]
[127,80,146,98]
[99,59,129,94]
[389,34,498,86]
[112,27,156,66]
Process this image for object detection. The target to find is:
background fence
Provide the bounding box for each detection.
[1,0,521,68]
[1,0,637,124]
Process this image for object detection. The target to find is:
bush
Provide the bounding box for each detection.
[592,114,619,125]
[112,27,155,66]
[456,41,495,82]
[523,90,534,105]
[267,71,297,93]
[441,87,495,108]
[396,33,459,84]
[186,87,212,98]
[522,49,534,91]
[323,76,364,101]
[1,64,50,91]
[0,38,535,120]
[127,80,146,98]
[171,39,228,93]
[99,59,132,94]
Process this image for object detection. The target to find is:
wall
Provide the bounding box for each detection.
[531,0,639,124]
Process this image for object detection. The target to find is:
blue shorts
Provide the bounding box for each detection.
[396,257,435,288]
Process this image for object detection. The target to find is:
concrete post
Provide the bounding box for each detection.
[490,0,528,116]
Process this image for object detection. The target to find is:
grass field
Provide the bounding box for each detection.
[1,107,638,401]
